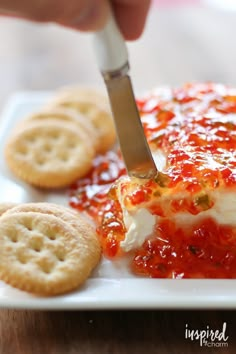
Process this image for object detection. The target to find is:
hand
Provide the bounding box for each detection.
[0,0,151,40]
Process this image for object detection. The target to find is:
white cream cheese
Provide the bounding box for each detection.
[119,190,236,252]
[152,149,167,171]
[120,208,156,252]
[174,191,236,227]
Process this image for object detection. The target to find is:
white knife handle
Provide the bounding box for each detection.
[93,14,129,73]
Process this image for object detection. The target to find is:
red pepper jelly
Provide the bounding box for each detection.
[69,83,236,278]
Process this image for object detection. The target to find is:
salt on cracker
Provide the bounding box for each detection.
[5,119,95,189]
[0,211,100,295]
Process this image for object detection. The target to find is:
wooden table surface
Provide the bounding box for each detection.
[0,3,236,354]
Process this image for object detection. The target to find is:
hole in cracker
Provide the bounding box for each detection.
[50,132,60,140]
[79,107,90,114]
[68,141,76,149]
[7,230,18,243]
[16,145,29,156]
[57,256,65,262]
[33,246,42,252]
[36,157,46,166]
[28,237,43,252]
[76,103,91,115]
[55,252,66,262]
[17,253,27,264]
[47,234,56,241]
[59,153,69,162]
[43,269,51,274]
[27,136,36,143]
[22,220,33,231]
[93,119,102,130]
[43,144,52,153]
[10,236,18,243]
[41,263,53,274]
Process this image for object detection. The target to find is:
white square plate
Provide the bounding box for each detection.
[0,92,236,310]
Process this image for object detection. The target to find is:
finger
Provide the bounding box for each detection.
[0,0,110,32]
[59,0,110,32]
[112,0,151,40]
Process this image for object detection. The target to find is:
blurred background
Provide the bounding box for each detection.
[0,0,235,107]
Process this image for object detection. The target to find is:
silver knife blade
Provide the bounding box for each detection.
[105,74,157,179]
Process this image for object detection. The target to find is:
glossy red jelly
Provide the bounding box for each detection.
[69,83,236,278]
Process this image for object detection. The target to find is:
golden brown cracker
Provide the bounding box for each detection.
[4,202,101,266]
[48,88,116,153]
[0,211,100,295]
[23,108,99,152]
[0,202,17,217]
[50,86,109,108]
[5,120,94,188]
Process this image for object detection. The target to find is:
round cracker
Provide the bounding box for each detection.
[22,108,99,152]
[48,88,116,153]
[4,202,101,266]
[5,120,95,189]
[0,211,100,295]
[0,202,17,217]
[50,86,109,107]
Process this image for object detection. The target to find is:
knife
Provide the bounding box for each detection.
[93,14,157,179]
